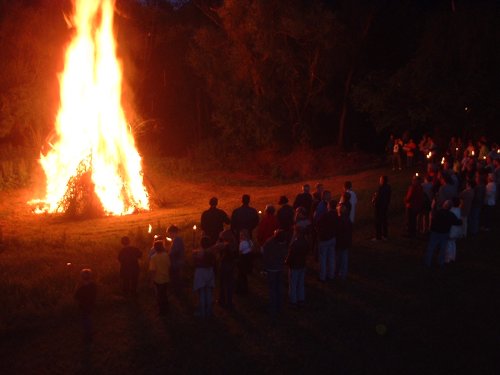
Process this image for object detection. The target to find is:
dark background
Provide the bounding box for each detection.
[0,0,498,160]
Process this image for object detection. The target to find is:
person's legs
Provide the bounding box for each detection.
[338,249,348,280]
[437,234,448,267]
[425,232,439,267]
[206,286,213,317]
[199,287,207,318]
[297,268,305,304]
[318,241,328,281]
[382,211,389,238]
[327,238,336,279]
[289,269,298,304]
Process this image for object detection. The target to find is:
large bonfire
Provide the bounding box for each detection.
[31,0,149,216]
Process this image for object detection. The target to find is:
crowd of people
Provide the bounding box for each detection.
[74,134,499,339]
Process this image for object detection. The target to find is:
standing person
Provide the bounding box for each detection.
[286,225,308,308]
[316,200,338,281]
[74,269,97,343]
[419,175,434,234]
[262,229,288,322]
[311,183,324,216]
[336,203,353,281]
[403,138,417,168]
[236,229,253,295]
[192,236,216,319]
[482,173,497,231]
[343,181,357,223]
[404,176,424,238]
[257,204,279,246]
[425,201,462,268]
[392,138,403,171]
[446,198,462,263]
[313,190,331,223]
[277,195,295,243]
[231,194,259,239]
[459,179,474,237]
[118,236,142,297]
[166,225,185,294]
[469,173,485,236]
[149,240,170,316]
[293,184,313,217]
[372,176,392,241]
[214,230,238,309]
[200,197,231,245]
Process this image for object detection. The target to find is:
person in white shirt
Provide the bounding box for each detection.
[343,181,357,224]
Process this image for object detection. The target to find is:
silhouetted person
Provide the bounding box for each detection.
[293,184,313,217]
[257,204,279,246]
[201,197,231,245]
[404,176,424,238]
[193,236,216,318]
[166,225,185,294]
[425,200,462,267]
[372,175,391,241]
[149,240,170,316]
[214,229,238,309]
[118,236,142,297]
[286,225,308,307]
[262,229,288,322]
[277,195,294,244]
[231,194,259,239]
[74,268,97,343]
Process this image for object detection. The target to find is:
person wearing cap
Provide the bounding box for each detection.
[230,194,259,239]
[166,225,185,294]
[74,268,97,343]
[149,239,170,316]
[425,200,462,268]
[118,236,142,297]
[201,197,231,246]
[262,229,288,321]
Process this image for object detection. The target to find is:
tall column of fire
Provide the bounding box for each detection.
[33,0,149,215]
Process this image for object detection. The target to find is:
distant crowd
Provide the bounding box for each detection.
[74,134,499,341]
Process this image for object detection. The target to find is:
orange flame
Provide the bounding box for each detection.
[32,0,149,215]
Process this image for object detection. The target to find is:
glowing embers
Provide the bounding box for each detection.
[30,0,149,216]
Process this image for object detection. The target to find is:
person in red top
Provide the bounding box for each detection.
[257,204,279,246]
[403,139,417,168]
[404,175,424,237]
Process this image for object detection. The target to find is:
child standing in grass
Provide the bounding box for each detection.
[74,268,97,343]
[166,225,185,294]
[149,240,171,316]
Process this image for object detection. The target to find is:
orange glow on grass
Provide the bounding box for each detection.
[30,0,149,215]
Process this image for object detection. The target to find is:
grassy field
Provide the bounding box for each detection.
[0,165,498,374]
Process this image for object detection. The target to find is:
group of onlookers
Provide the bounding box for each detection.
[74,134,498,340]
[399,135,499,267]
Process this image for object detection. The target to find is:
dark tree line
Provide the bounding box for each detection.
[0,0,498,160]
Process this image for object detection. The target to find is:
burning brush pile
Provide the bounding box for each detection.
[29,0,149,217]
